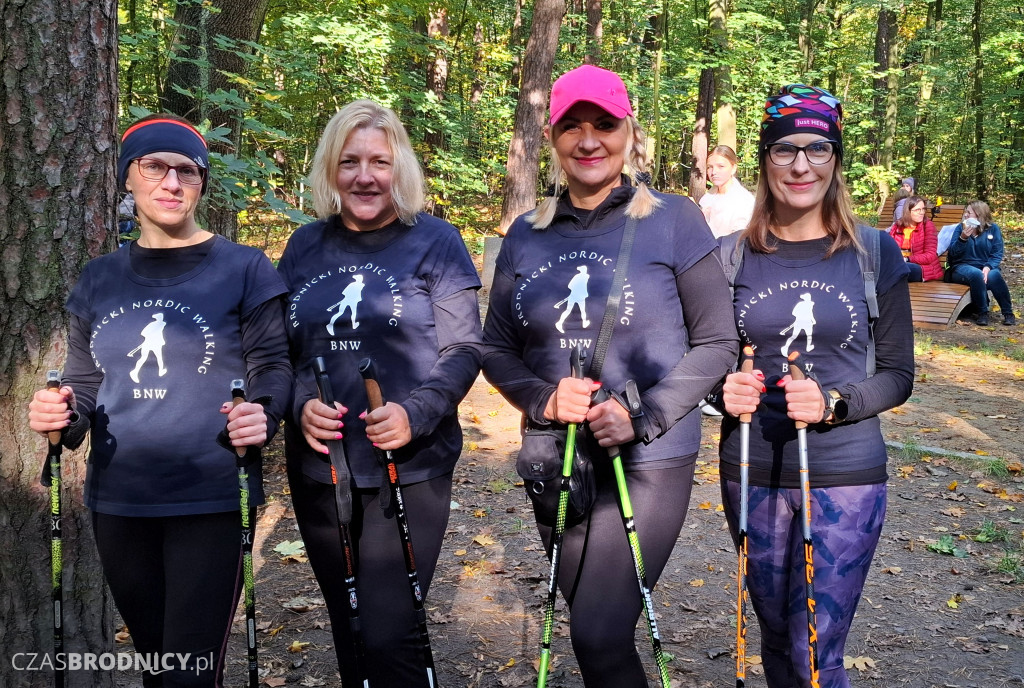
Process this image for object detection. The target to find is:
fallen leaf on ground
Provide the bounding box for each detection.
[689,579,705,587]
[288,640,310,653]
[843,655,877,671]
[473,534,496,546]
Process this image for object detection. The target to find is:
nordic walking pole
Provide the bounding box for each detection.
[311,358,370,687]
[786,353,821,688]
[230,379,260,688]
[593,380,671,688]
[735,346,755,688]
[358,358,438,688]
[535,344,585,688]
[45,370,64,688]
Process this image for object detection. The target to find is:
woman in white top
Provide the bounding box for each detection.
[699,144,755,238]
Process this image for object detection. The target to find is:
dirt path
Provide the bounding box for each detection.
[210,328,1024,687]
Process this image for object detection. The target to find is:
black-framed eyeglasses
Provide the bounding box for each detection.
[134,158,205,186]
[764,140,838,166]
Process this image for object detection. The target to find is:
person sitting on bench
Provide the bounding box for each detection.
[887,195,943,282]
[947,200,1016,326]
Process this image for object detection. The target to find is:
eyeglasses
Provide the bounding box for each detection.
[134,158,205,186]
[764,140,838,166]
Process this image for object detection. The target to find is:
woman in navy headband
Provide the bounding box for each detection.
[29,113,292,686]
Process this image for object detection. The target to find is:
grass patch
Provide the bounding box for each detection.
[994,551,1024,583]
[973,519,1013,543]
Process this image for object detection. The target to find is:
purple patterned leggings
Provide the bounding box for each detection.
[721,480,887,688]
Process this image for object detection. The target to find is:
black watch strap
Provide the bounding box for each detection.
[624,380,652,445]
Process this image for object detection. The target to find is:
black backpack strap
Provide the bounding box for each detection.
[588,216,638,381]
[856,225,881,377]
[718,231,744,290]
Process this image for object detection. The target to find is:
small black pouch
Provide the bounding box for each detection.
[516,423,596,527]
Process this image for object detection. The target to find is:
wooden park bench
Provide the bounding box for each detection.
[874,197,971,329]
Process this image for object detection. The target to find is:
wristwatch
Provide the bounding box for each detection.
[821,389,849,425]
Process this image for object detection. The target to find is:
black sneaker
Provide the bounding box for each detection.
[975,312,989,326]
[1004,313,1017,326]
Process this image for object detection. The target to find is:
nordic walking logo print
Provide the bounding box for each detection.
[554,265,591,333]
[780,293,816,356]
[128,313,168,383]
[326,274,365,334]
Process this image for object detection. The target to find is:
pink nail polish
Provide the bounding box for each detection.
[337,413,344,420]
[321,447,329,454]
[338,422,344,429]
[372,442,379,448]
[335,433,343,440]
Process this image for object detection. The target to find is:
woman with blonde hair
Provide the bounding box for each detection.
[699,144,755,238]
[483,65,738,686]
[948,200,1016,325]
[278,99,482,686]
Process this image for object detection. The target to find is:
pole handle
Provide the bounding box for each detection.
[739,346,755,424]
[786,352,808,430]
[312,357,336,406]
[46,370,63,447]
[358,358,385,412]
[570,343,586,380]
[230,379,247,458]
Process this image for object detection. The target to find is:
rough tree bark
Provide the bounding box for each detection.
[689,67,715,201]
[0,1,119,685]
[161,0,270,241]
[498,0,566,234]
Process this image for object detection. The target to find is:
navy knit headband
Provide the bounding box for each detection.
[118,119,209,194]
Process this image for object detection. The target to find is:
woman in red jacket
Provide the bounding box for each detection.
[888,195,943,281]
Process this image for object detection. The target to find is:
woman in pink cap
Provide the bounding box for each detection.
[483,65,738,686]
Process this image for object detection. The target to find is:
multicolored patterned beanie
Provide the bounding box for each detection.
[760,84,844,158]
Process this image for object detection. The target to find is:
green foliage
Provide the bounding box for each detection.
[117,0,1024,243]
[927,534,969,558]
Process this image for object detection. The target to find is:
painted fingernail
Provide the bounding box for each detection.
[761,386,767,393]
[337,413,344,420]
[372,442,379,448]
[338,422,344,429]
[321,447,329,454]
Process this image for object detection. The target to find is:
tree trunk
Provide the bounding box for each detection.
[471,21,485,104]
[425,6,450,152]
[584,0,602,65]
[971,0,985,197]
[709,0,735,150]
[650,4,669,185]
[689,67,715,201]
[0,1,119,685]
[881,16,899,171]
[798,0,817,74]
[161,0,270,241]
[510,0,524,88]
[871,8,896,172]
[913,0,942,175]
[498,0,566,234]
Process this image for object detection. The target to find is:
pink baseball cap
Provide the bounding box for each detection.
[549,65,634,125]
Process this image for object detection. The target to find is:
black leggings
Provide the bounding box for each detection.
[287,461,453,688]
[92,510,247,688]
[536,459,695,688]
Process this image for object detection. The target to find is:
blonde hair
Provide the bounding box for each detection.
[742,153,862,258]
[309,100,425,224]
[966,199,993,228]
[527,116,662,229]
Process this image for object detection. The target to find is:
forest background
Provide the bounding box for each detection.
[1,0,1023,686]
[117,0,1024,254]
